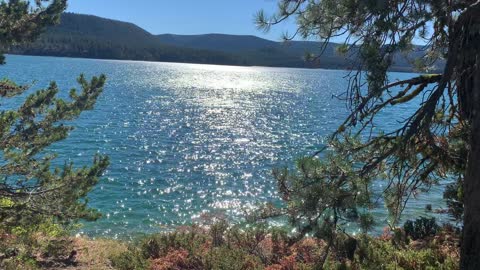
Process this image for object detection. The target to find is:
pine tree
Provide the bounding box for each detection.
[258,1,480,268]
[0,0,108,229]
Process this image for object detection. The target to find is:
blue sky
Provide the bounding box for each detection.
[66,0,298,41]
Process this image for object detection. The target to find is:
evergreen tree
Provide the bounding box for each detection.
[0,0,108,229]
[258,1,480,268]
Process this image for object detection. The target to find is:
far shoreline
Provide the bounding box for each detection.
[6,53,419,74]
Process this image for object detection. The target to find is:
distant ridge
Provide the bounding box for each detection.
[156,34,278,53]
[10,13,438,71]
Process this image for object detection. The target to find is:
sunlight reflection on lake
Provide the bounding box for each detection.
[1,55,448,238]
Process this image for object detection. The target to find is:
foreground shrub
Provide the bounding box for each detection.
[403,217,439,240]
[203,246,263,270]
[354,235,458,270]
[0,220,77,269]
[106,222,458,270]
[110,247,149,270]
[1,221,459,269]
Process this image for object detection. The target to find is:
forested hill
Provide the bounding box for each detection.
[10,13,242,65]
[10,13,434,71]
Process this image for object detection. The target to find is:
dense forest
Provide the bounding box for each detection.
[10,13,243,65]
[10,13,439,71]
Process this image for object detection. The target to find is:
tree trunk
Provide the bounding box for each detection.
[461,55,480,270]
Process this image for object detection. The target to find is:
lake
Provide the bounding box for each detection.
[1,55,448,238]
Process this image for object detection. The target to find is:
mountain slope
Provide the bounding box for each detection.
[155,34,440,71]
[49,13,156,46]
[157,34,278,53]
[11,13,244,65]
[10,13,439,71]
[155,34,350,68]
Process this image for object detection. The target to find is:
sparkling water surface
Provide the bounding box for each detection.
[1,55,447,238]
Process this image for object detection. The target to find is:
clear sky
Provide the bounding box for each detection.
[66,0,299,41]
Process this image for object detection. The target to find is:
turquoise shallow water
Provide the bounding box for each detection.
[1,55,448,238]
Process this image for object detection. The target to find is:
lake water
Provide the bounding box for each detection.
[1,55,448,238]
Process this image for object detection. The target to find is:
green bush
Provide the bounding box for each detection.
[353,236,458,270]
[110,247,148,270]
[203,246,262,270]
[0,219,75,269]
[138,227,209,259]
[107,223,458,270]
[403,217,439,240]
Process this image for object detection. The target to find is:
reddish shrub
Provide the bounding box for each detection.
[380,227,393,241]
[265,264,284,270]
[150,249,194,270]
[276,254,297,270]
[292,238,322,264]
